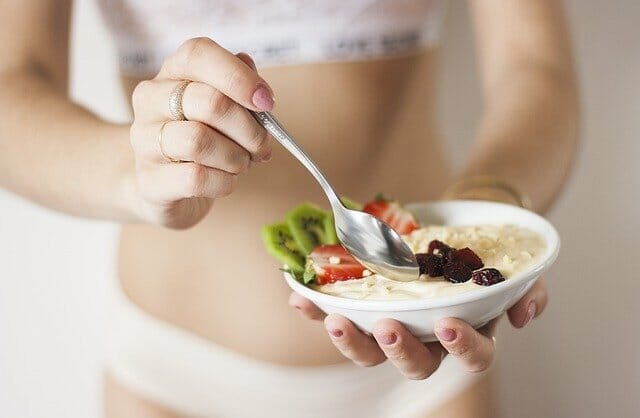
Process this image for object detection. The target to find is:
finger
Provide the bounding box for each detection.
[132,80,272,162]
[288,292,326,321]
[236,52,257,71]
[434,318,495,373]
[324,314,386,367]
[153,121,251,174]
[158,38,274,111]
[372,319,444,380]
[182,82,272,161]
[507,278,548,328]
[137,162,238,202]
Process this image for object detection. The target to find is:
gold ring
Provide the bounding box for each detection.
[168,80,190,121]
[492,336,497,349]
[157,121,180,163]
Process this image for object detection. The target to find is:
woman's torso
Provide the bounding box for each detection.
[112,1,454,366]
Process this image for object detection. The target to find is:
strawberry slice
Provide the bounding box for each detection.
[309,245,366,285]
[362,197,419,235]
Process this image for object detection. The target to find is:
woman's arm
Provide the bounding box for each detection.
[0,1,135,220]
[461,0,579,212]
[0,2,274,226]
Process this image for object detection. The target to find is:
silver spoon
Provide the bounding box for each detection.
[251,111,419,282]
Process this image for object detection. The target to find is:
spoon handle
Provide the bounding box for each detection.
[250,111,342,208]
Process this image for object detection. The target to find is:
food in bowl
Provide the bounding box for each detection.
[262,195,546,300]
[266,199,559,341]
[314,224,546,300]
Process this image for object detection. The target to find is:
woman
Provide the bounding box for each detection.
[0,0,578,417]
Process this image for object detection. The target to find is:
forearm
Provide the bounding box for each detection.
[460,66,579,213]
[0,67,136,221]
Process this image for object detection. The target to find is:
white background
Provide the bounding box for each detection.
[0,1,638,417]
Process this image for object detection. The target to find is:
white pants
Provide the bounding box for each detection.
[105,279,479,418]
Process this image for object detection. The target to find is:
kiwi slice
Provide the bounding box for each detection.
[323,196,363,245]
[261,223,306,273]
[286,203,329,254]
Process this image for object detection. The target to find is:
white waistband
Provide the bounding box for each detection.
[114,24,442,76]
[105,278,479,417]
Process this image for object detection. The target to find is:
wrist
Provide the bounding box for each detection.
[442,175,532,209]
[109,124,146,223]
[116,163,146,223]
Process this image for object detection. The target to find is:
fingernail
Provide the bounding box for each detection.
[252,85,274,111]
[378,332,397,345]
[523,301,537,327]
[330,329,343,338]
[435,327,457,342]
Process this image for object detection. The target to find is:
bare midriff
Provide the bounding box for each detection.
[118,49,454,366]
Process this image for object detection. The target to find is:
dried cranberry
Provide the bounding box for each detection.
[416,253,445,277]
[443,260,473,283]
[471,268,505,286]
[450,247,484,270]
[427,240,454,260]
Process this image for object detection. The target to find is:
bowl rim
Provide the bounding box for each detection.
[283,200,560,312]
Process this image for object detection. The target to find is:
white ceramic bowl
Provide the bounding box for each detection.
[284,200,560,342]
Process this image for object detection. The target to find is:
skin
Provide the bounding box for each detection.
[0,0,578,416]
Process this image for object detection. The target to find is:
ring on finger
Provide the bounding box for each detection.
[168,80,191,121]
[158,121,180,163]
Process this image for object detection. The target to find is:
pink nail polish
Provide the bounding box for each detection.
[523,301,537,327]
[378,333,397,345]
[330,329,343,338]
[252,85,274,111]
[435,328,456,342]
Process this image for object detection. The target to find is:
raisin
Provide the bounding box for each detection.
[416,253,445,277]
[471,268,505,286]
[416,253,429,275]
[427,240,454,260]
[443,260,473,283]
[450,247,484,270]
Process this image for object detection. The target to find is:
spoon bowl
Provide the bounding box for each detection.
[333,206,419,282]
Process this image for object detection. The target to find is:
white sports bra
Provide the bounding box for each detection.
[97,0,447,76]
